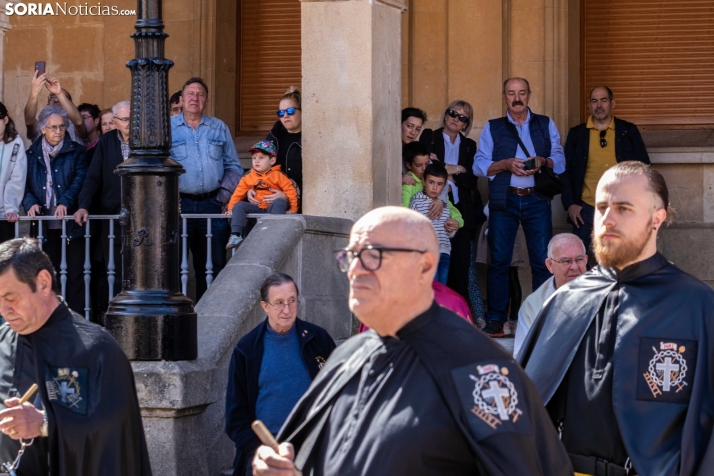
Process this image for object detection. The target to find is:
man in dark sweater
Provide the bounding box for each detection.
[562,86,649,257]
[225,273,336,476]
[74,101,130,315]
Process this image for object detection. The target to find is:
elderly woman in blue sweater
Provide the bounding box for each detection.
[225,273,336,476]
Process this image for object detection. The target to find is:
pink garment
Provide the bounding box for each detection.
[358,281,473,333]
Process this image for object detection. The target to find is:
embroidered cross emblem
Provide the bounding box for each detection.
[656,357,679,392]
[59,381,75,403]
[482,381,510,420]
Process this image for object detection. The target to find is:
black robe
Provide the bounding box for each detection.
[519,253,714,475]
[22,303,152,476]
[278,302,572,475]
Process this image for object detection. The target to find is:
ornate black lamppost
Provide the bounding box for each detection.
[104,0,197,361]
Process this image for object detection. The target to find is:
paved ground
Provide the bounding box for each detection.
[494,338,515,354]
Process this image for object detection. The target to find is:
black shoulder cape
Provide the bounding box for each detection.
[278,302,572,475]
[519,253,714,475]
[22,303,152,476]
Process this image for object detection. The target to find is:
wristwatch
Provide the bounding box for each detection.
[40,411,48,437]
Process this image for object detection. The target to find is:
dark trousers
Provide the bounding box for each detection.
[44,229,85,315]
[571,201,595,262]
[230,199,288,234]
[180,196,229,302]
[90,221,123,322]
[486,193,552,323]
[446,226,472,303]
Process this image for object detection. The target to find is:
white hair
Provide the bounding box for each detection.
[547,233,586,259]
[37,105,69,130]
[112,100,131,116]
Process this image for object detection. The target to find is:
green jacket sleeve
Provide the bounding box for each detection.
[402,184,417,208]
[448,200,464,228]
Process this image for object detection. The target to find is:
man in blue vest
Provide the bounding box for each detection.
[473,77,565,338]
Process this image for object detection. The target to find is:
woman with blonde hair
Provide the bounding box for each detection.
[250,86,303,212]
[418,99,485,307]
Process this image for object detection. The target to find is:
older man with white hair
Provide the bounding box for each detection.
[253,206,572,476]
[513,233,587,357]
[74,100,131,316]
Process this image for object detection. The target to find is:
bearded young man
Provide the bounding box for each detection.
[519,161,714,475]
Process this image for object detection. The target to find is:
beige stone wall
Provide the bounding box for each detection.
[3,0,236,136]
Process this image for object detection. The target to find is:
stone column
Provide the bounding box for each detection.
[301,0,405,221]
[0,0,12,101]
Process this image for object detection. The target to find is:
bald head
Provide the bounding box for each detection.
[548,233,586,258]
[347,207,439,336]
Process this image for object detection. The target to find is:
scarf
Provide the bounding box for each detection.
[41,138,63,211]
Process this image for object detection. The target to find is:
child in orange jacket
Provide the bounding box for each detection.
[225,140,298,249]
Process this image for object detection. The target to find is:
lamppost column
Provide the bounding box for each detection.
[104,0,197,361]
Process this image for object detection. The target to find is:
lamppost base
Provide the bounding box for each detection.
[105,291,197,361]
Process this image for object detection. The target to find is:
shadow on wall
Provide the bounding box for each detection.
[132,214,353,476]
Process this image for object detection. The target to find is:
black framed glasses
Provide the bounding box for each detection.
[599,129,607,148]
[550,255,588,267]
[334,246,427,272]
[277,107,301,118]
[446,109,469,124]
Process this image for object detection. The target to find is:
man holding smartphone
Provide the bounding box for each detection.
[472,77,566,338]
[24,66,86,143]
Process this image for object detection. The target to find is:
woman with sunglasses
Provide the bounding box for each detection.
[257,86,303,211]
[418,100,485,306]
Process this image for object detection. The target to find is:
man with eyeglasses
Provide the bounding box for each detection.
[74,100,132,319]
[253,207,572,476]
[562,86,650,259]
[513,233,587,357]
[170,77,243,301]
[473,77,566,338]
[225,273,335,476]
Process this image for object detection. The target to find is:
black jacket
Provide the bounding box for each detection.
[78,130,123,214]
[266,121,302,195]
[279,303,573,475]
[225,317,336,476]
[520,253,714,475]
[27,303,152,475]
[419,128,485,230]
[23,135,88,240]
[561,117,649,210]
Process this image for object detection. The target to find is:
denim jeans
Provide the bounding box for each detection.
[436,253,450,285]
[486,193,552,323]
[180,196,229,302]
[571,200,595,257]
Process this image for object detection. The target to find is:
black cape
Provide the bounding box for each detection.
[23,303,152,476]
[519,253,714,475]
[278,302,572,475]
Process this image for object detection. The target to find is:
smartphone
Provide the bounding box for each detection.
[34,61,46,76]
[524,157,537,171]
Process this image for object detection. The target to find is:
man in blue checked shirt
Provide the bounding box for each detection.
[170,77,243,302]
[472,77,565,338]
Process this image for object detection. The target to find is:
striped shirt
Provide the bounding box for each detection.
[409,191,458,255]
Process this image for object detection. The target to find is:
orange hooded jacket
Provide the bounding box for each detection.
[227,164,299,212]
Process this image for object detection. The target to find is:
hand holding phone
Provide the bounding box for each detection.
[34,61,46,76]
[523,157,537,171]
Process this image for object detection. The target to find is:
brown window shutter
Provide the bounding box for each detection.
[239,0,302,134]
[583,0,714,127]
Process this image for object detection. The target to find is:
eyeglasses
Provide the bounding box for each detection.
[599,129,607,148]
[446,109,469,124]
[334,246,427,273]
[550,255,588,266]
[264,299,299,310]
[115,117,130,123]
[277,107,300,118]
[45,125,66,133]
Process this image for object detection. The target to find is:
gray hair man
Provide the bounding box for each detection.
[513,233,587,357]
[253,206,572,476]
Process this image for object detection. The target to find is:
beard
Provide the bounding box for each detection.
[593,218,653,270]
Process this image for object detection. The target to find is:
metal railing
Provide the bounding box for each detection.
[1,213,255,320]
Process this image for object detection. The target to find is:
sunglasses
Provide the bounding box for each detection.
[277,107,300,118]
[599,129,607,148]
[446,109,469,124]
